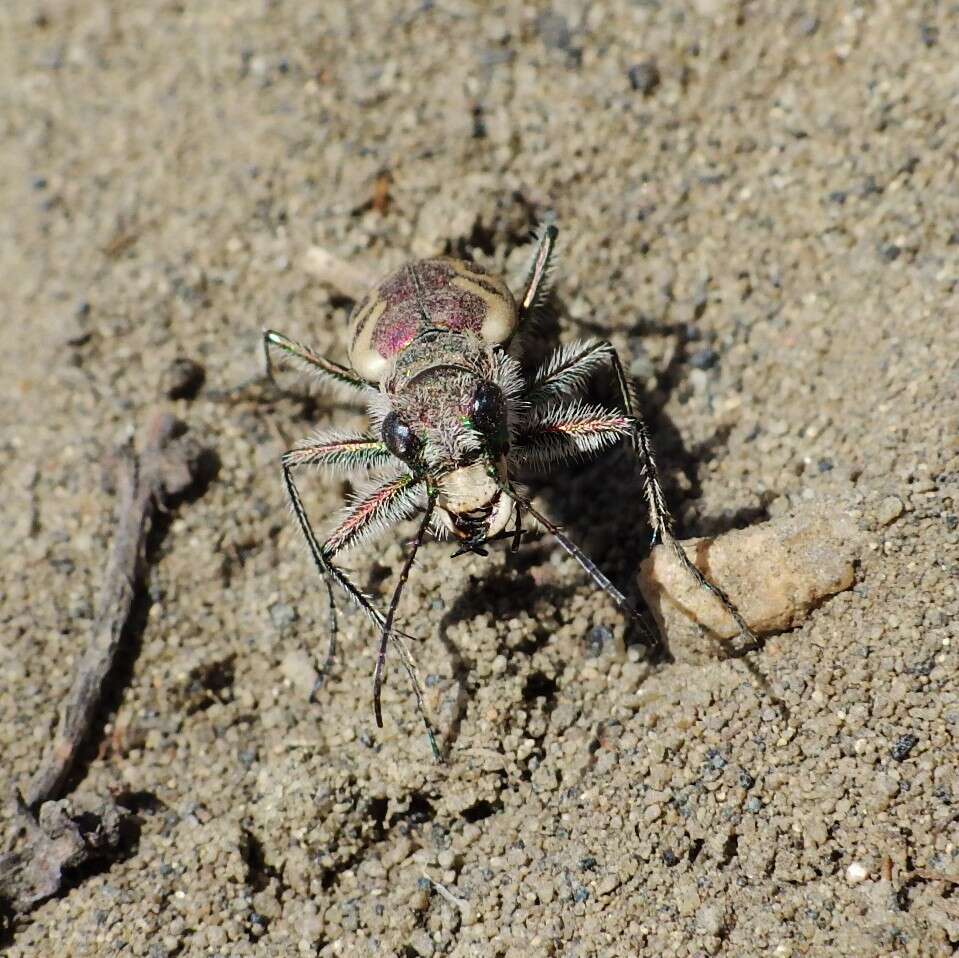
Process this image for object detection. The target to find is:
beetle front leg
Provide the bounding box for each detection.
[281,461,441,757]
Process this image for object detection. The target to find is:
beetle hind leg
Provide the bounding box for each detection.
[517,223,559,324]
[604,347,760,652]
[521,337,759,653]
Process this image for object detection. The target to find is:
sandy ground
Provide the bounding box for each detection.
[2,1,958,955]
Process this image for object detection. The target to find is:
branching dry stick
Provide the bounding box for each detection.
[24,412,200,809]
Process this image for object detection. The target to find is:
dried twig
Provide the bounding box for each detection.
[24,412,201,809]
[302,245,374,300]
[0,791,126,915]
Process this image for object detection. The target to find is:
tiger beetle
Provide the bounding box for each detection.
[258,224,756,757]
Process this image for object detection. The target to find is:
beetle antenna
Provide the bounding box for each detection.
[372,488,439,734]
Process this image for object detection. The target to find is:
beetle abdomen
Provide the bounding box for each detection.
[348,258,518,382]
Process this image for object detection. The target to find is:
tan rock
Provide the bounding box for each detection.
[637,503,861,663]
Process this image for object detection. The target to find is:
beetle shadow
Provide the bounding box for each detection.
[432,545,581,757]
[519,297,769,651]
[418,273,770,752]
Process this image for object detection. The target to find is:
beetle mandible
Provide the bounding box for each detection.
[263,225,755,755]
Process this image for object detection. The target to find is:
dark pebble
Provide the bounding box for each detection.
[879,243,901,263]
[163,357,206,400]
[706,748,727,769]
[899,156,919,177]
[745,796,762,813]
[662,848,679,867]
[628,59,660,96]
[689,348,718,370]
[585,625,613,657]
[738,770,755,789]
[890,734,918,762]
[572,886,589,903]
[947,231,959,246]
[579,856,597,871]
[906,656,935,676]
[817,458,834,473]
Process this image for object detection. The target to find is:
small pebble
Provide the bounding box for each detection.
[643,803,663,822]
[689,348,718,370]
[920,23,939,47]
[876,495,904,526]
[628,59,661,96]
[846,862,869,884]
[706,748,727,769]
[537,11,571,50]
[269,602,298,629]
[585,625,613,658]
[638,503,860,660]
[280,649,318,699]
[890,734,918,761]
[696,903,725,936]
[629,352,655,381]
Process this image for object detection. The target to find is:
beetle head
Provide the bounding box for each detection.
[376,343,524,547]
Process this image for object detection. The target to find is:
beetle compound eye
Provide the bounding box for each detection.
[381,412,419,463]
[470,381,508,449]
